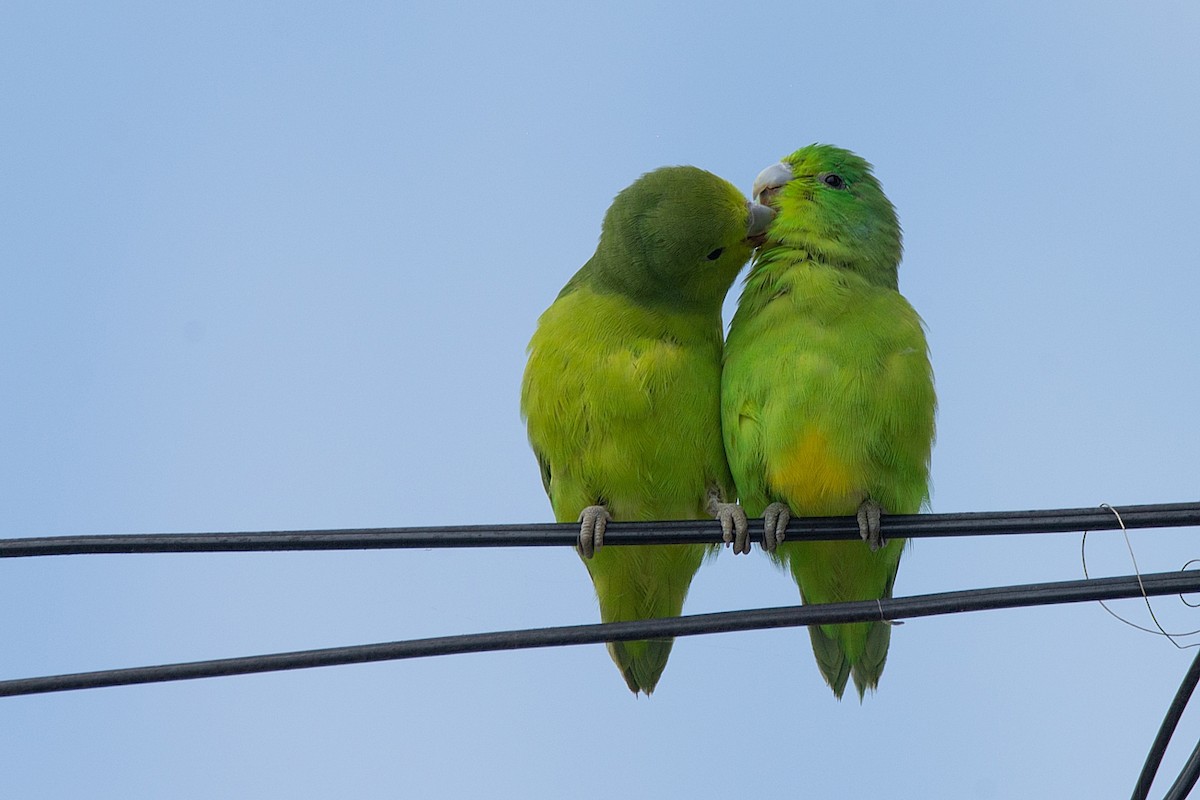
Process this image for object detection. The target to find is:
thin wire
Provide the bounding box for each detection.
[1081,504,1200,647]
[2,568,1198,699]
[1182,560,1200,609]
[3,501,1199,558]
[1131,648,1200,800]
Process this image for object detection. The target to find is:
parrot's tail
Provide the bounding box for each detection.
[808,620,893,700]
[788,536,903,700]
[849,617,893,698]
[608,639,673,695]
[585,542,711,696]
[808,624,852,698]
[807,596,896,700]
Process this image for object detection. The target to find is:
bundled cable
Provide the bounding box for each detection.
[2,568,1198,698]
[3,501,1198,557]
[1131,649,1200,800]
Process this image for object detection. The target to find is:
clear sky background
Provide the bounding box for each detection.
[3,2,1199,798]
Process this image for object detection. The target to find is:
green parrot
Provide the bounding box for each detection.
[521,166,774,694]
[721,144,936,699]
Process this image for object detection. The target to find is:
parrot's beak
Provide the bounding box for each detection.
[745,201,776,248]
[752,161,794,207]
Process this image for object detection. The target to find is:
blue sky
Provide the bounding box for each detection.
[2,2,1199,797]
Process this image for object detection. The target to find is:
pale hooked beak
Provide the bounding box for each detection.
[752,161,794,206]
[745,201,776,248]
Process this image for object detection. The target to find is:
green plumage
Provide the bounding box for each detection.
[522,166,764,694]
[722,145,936,698]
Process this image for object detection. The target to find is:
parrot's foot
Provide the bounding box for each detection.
[762,502,791,552]
[709,497,750,555]
[577,505,611,559]
[856,498,885,551]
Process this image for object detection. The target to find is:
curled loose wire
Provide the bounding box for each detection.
[1082,504,1200,648]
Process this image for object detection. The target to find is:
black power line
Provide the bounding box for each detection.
[1133,646,1200,800]
[1133,649,1200,800]
[2,501,1198,558]
[1163,737,1200,800]
[2,568,1198,698]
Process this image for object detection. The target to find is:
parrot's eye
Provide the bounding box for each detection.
[819,172,846,190]
[706,248,724,261]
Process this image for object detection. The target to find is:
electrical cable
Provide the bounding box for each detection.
[2,568,1198,698]
[1131,649,1200,800]
[2,501,1198,558]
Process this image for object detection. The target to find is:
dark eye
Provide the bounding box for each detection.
[819,172,845,189]
[706,248,724,261]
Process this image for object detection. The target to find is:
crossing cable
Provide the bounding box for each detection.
[2,568,1198,698]
[2,502,1198,557]
[1162,736,1200,800]
[1132,648,1200,800]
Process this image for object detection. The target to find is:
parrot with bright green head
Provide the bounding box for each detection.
[722,144,935,699]
[521,166,774,694]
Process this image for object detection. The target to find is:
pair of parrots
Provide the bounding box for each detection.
[520,145,936,698]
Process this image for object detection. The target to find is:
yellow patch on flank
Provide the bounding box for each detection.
[767,428,863,515]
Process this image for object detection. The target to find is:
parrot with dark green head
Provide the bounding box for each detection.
[521,166,774,694]
[722,144,935,698]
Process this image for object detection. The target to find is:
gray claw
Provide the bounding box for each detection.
[762,502,791,552]
[712,502,750,555]
[856,498,885,551]
[578,505,611,559]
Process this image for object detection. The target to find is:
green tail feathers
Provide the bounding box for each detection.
[853,613,895,697]
[807,624,852,698]
[585,542,712,695]
[807,620,894,700]
[608,639,674,695]
[802,565,899,699]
